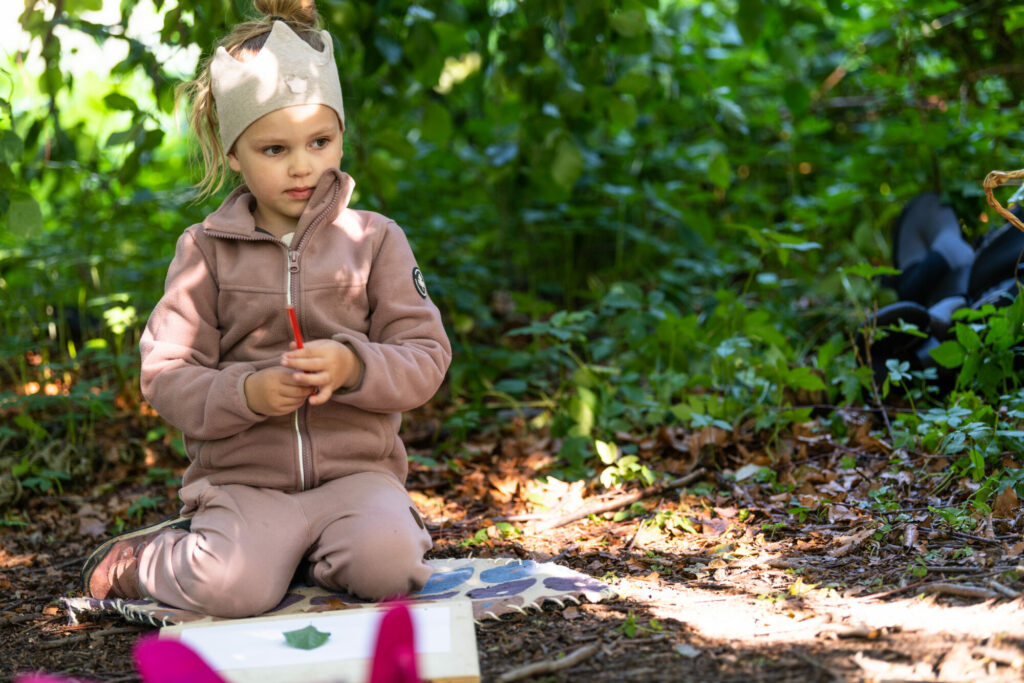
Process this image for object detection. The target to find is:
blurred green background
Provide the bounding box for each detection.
[3,0,1024,511]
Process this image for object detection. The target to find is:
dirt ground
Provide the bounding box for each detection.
[4,415,1024,682]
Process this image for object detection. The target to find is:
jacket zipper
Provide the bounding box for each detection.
[286,247,307,491]
[207,183,343,492]
[287,188,342,491]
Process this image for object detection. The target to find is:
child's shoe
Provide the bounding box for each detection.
[81,515,191,600]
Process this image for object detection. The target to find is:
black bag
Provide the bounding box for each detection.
[858,192,1024,387]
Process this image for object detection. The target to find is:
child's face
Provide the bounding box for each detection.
[228,104,343,237]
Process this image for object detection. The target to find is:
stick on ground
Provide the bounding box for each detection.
[532,468,707,531]
[497,642,601,682]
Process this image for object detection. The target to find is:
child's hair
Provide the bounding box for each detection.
[178,0,326,199]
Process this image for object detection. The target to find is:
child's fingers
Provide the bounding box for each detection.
[291,369,331,386]
[308,384,332,405]
[281,354,324,372]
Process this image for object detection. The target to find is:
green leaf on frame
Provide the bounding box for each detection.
[283,625,331,650]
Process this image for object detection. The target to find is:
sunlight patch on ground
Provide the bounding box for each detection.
[614,578,1024,645]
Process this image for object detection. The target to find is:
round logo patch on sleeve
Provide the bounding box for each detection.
[412,267,428,298]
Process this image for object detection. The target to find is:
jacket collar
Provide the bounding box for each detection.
[202,168,355,238]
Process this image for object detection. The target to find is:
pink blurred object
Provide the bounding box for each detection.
[369,601,420,683]
[133,636,227,683]
[17,601,419,683]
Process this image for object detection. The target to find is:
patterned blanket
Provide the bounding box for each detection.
[62,558,614,628]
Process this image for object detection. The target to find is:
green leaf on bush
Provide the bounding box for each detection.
[421,101,453,145]
[551,139,583,190]
[609,10,647,38]
[103,92,138,112]
[493,378,527,394]
[786,367,826,391]
[708,153,731,189]
[4,192,43,238]
[930,340,965,369]
[736,0,765,45]
[283,625,331,650]
[840,263,901,279]
[955,324,982,353]
[0,130,23,164]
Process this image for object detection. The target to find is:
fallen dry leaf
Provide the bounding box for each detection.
[78,516,108,538]
[674,642,701,658]
[993,487,1019,519]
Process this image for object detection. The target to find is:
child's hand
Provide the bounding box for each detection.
[244,366,315,416]
[281,339,361,405]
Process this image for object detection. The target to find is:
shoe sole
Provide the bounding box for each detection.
[80,514,192,594]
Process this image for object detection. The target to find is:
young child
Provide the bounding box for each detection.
[80,0,451,618]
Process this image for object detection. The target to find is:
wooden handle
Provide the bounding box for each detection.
[983,169,1024,233]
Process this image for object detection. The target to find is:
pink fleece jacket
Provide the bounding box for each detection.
[140,168,451,493]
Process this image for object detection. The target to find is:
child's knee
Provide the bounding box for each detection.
[319,525,432,600]
[179,564,290,618]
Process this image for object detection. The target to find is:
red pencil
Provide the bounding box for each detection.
[286,306,304,349]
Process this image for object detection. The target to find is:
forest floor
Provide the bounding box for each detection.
[4,407,1024,682]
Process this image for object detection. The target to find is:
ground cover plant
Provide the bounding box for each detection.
[4,0,1024,681]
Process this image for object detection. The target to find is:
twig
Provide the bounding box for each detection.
[532,469,706,531]
[973,645,1024,668]
[862,579,930,601]
[917,527,1003,545]
[988,580,1021,599]
[789,647,844,682]
[625,498,663,551]
[921,565,987,573]
[497,642,601,682]
[548,545,575,564]
[28,555,87,573]
[920,582,1000,600]
[492,513,548,523]
[0,613,43,626]
[38,625,147,650]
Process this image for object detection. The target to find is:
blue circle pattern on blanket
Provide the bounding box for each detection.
[478,561,538,583]
[466,578,536,599]
[414,567,475,596]
[65,559,613,627]
[412,560,544,601]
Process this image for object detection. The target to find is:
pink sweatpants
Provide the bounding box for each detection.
[135,471,433,618]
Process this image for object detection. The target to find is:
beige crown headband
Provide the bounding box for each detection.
[210,20,346,152]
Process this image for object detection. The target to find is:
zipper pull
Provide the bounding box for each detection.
[288,250,299,273]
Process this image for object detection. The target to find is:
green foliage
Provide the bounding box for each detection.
[4,0,1024,502]
[928,297,1024,399]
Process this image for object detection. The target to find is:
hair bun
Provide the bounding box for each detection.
[253,0,318,28]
